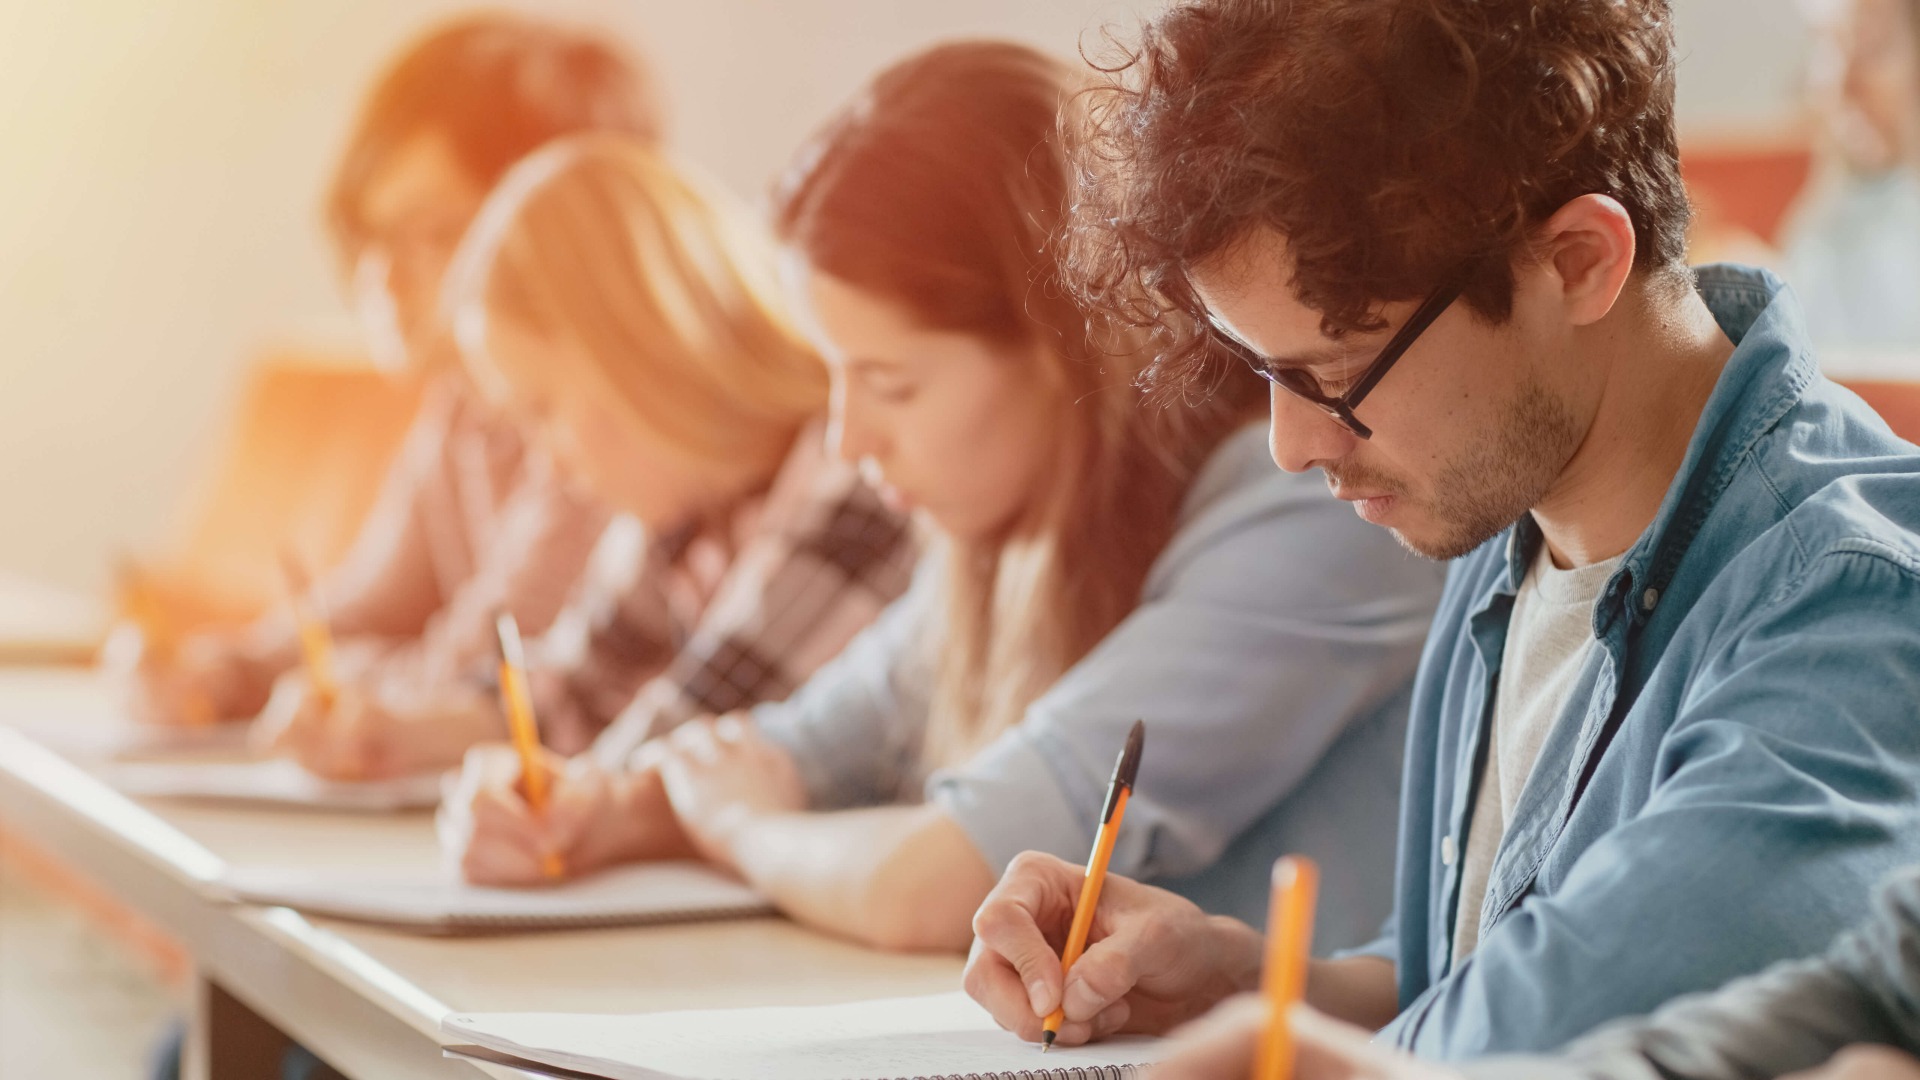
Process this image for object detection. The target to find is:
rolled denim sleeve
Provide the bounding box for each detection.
[1388,549,1920,1059]
[750,571,933,811]
[1466,867,1920,1080]
[927,466,1441,883]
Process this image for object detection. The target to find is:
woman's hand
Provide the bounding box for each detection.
[438,743,691,885]
[252,676,499,781]
[112,631,269,728]
[654,714,808,867]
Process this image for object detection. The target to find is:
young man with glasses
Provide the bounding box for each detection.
[963,0,1920,1063]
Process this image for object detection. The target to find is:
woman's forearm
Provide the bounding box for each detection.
[720,803,996,952]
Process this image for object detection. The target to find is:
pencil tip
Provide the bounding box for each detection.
[1117,719,1145,785]
[1041,1031,1056,1054]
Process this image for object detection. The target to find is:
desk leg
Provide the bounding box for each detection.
[184,971,295,1080]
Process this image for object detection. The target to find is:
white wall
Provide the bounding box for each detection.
[0,0,1811,592]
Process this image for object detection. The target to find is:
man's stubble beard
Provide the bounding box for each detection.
[1359,375,1581,562]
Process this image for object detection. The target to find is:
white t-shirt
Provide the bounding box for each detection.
[1451,537,1623,964]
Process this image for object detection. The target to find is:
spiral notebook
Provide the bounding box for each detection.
[105,758,445,812]
[220,860,772,932]
[440,991,1162,1080]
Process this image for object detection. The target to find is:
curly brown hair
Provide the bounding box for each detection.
[1065,0,1694,392]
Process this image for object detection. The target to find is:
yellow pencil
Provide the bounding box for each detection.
[1042,719,1145,1051]
[279,550,338,707]
[1254,856,1319,1080]
[493,611,564,880]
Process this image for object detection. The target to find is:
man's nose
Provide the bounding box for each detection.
[1266,385,1360,474]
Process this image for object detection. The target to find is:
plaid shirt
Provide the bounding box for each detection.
[528,426,916,759]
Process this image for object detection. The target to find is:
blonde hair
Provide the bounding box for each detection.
[773,43,1263,769]
[448,133,825,477]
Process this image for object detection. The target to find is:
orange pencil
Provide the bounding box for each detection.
[279,550,338,707]
[1042,719,1145,1052]
[493,611,563,880]
[1254,856,1320,1080]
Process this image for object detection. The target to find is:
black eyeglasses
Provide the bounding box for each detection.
[1210,267,1475,440]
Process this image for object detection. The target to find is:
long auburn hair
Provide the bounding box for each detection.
[773,41,1262,768]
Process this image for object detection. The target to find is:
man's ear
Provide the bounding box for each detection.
[1534,194,1637,327]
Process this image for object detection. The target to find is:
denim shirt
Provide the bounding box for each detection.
[1361,265,1920,1058]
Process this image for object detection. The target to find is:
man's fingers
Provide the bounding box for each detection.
[961,945,1049,1042]
[972,903,1069,1014]
[1060,946,1138,1023]
[1091,999,1132,1039]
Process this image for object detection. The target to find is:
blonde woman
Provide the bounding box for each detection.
[264,135,915,780]
[127,16,667,735]
[441,42,1443,958]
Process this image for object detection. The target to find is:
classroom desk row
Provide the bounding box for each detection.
[0,668,962,1080]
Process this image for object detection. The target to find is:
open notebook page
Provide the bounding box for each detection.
[441,991,1162,1080]
[221,860,770,931]
[106,757,444,811]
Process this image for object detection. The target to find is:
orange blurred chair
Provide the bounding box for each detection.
[1682,138,1817,250]
[1679,140,1920,445]
[126,352,423,636]
[1839,376,1920,444]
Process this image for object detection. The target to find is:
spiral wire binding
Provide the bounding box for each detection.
[917,1060,1136,1068]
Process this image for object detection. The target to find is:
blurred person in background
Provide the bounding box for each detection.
[123,13,658,736]
[134,19,660,1080]
[438,41,1443,959]
[1785,0,1920,348]
[258,133,915,781]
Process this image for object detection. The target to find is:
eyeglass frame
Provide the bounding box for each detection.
[1208,266,1477,440]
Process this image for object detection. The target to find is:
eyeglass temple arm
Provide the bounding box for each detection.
[1343,269,1477,410]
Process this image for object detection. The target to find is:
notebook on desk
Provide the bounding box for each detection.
[440,991,1163,1080]
[219,859,772,932]
[106,757,445,811]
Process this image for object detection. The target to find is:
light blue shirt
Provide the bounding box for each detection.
[1360,266,1920,1057]
[754,424,1445,946]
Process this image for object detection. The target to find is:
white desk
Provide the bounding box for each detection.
[0,669,963,1080]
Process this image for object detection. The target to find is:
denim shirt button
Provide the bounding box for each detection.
[1641,587,1660,612]
[1441,834,1458,867]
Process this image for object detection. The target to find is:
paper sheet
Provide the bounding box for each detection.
[442,992,1160,1080]
[106,757,445,812]
[222,860,770,930]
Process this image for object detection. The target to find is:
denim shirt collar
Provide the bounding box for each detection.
[1491,265,1817,654]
